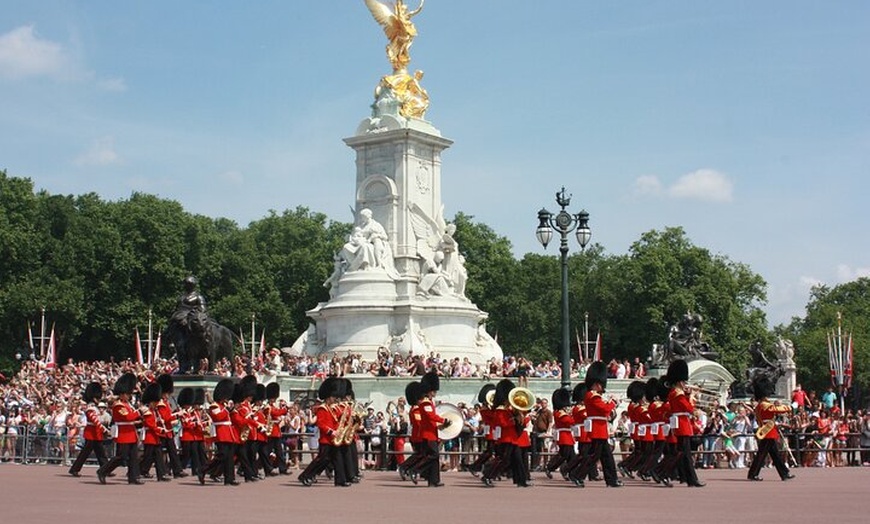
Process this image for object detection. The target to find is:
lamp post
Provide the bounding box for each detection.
[536,187,591,388]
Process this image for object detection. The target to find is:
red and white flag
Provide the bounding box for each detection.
[593,331,602,362]
[27,321,34,351]
[259,329,266,356]
[135,328,144,366]
[576,328,583,361]
[151,332,161,365]
[44,324,56,369]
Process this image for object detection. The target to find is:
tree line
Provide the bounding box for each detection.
[0,171,865,403]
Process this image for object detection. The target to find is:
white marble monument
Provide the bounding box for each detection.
[291,2,503,365]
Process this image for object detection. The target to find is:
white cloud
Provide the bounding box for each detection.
[836,264,870,282]
[632,174,663,196]
[0,25,68,79]
[668,169,733,202]
[633,169,733,203]
[74,136,121,167]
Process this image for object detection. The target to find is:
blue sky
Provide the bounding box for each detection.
[2,1,868,328]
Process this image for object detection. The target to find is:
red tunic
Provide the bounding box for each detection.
[409,404,422,444]
[82,405,105,441]
[111,399,140,444]
[517,414,531,448]
[315,404,340,446]
[180,409,204,442]
[232,401,252,444]
[648,401,666,442]
[553,408,576,446]
[253,408,268,442]
[755,401,790,440]
[141,406,168,445]
[156,400,175,437]
[572,404,589,443]
[584,391,616,440]
[418,399,445,442]
[493,406,521,445]
[667,387,695,438]
[267,403,288,438]
[208,401,237,444]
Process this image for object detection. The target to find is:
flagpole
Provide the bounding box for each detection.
[583,312,589,361]
[250,313,256,361]
[39,306,46,360]
[147,309,153,366]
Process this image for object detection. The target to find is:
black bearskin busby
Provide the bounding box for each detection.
[266,382,280,401]
[421,371,440,394]
[141,382,162,404]
[572,382,587,404]
[644,378,660,404]
[318,377,338,401]
[156,373,174,395]
[626,380,646,403]
[255,383,267,403]
[665,359,689,385]
[194,388,206,406]
[584,361,608,390]
[213,378,235,403]
[177,387,195,407]
[494,379,515,407]
[112,372,138,396]
[240,375,258,400]
[752,376,777,401]
[477,383,496,406]
[405,381,422,406]
[552,388,572,411]
[83,382,103,404]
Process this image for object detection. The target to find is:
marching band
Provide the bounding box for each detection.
[73,360,795,489]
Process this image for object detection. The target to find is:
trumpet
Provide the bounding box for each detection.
[686,383,723,411]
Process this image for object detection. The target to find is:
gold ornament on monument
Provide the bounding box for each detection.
[365,0,430,119]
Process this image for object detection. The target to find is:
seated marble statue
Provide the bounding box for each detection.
[335,209,399,280]
[417,251,452,297]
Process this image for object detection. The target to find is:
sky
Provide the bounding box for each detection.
[1,1,868,328]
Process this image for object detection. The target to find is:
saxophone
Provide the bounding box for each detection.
[755,419,776,439]
[334,402,369,446]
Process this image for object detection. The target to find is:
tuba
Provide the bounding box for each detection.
[508,387,536,412]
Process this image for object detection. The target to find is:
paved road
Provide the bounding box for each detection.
[1,465,867,524]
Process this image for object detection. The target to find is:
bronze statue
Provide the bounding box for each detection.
[164,276,234,373]
[364,0,424,74]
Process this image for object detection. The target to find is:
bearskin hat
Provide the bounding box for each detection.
[156,373,174,395]
[342,378,354,400]
[213,378,235,403]
[477,383,496,406]
[112,372,138,396]
[194,388,206,406]
[494,379,515,407]
[232,382,244,404]
[421,371,440,394]
[254,383,267,403]
[177,387,195,407]
[318,377,338,401]
[552,387,572,411]
[572,382,588,403]
[656,377,672,401]
[752,376,777,401]
[240,375,258,399]
[405,381,423,406]
[266,382,280,401]
[665,359,689,385]
[141,382,162,404]
[584,361,608,390]
[83,382,103,404]
[644,378,660,403]
[626,380,646,403]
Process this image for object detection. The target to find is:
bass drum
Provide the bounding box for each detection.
[436,403,464,441]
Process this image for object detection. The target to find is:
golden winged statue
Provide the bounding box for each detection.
[364,0,424,75]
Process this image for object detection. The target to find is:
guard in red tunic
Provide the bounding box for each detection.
[177,387,205,479]
[466,383,496,477]
[155,374,185,478]
[618,380,649,477]
[97,373,143,485]
[69,381,109,477]
[398,381,424,481]
[544,387,575,479]
[232,375,259,482]
[416,371,449,487]
[140,382,171,481]
[572,361,622,487]
[264,382,290,475]
[664,359,705,487]
[564,382,590,485]
[202,378,239,485]
[298,377,350,486]
[482,379,529,487]
[251,384,272,476]
[747,376,795,481]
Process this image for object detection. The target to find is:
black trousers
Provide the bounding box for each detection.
[300,444,349,485]
[675,436,700,485]
[748,438,790,479]
[99,441,140,483]
[203,442,237,484]
[576,439,618,486]
[69,438,108,473]
[417,439,441,485]
[141,443,168,479]
[545,443,576,472]
[180,440,206,476]
[263,436,288,473]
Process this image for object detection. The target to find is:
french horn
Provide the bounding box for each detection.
[508,387,536,412]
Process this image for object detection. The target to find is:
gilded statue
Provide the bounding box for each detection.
[364,0,424,74]
[365,0,430,119]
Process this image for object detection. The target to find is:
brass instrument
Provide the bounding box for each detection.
[755,419,776,439]
[334,402,369,446]
[484,389,496,409]
[508,387,536,412]
[685,383,724,412]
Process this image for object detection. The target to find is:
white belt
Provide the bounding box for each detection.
[213,421,232,426]
[555,428,573,434]
[586,416,607,421]
[671,412,691,417]
[115,422,136,426]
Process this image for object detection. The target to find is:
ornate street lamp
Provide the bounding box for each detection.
[536,187,591,388]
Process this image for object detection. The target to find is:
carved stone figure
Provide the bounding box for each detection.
[408,202,468,299]
[744,340,785,389]
[164,276,234,373]
[774,337,795,366]
[334,209,399,280]
[649,312,717,367]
